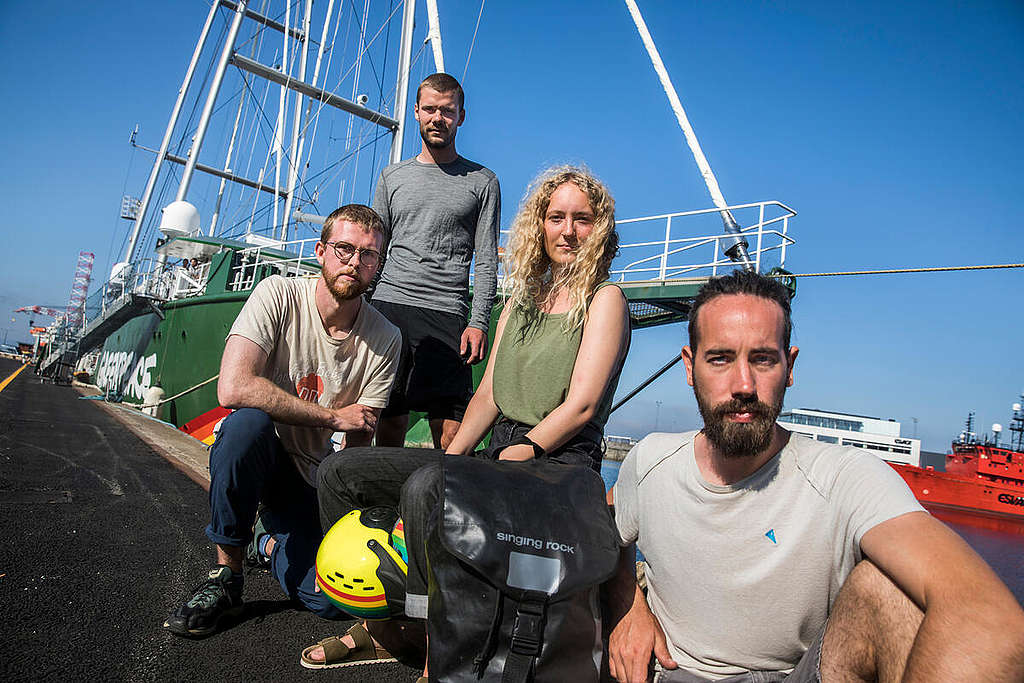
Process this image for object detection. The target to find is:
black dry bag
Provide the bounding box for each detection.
[426,456,619,682]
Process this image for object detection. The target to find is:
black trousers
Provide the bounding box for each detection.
[315,417,602,618]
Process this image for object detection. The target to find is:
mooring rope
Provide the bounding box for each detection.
[134,373,220,409]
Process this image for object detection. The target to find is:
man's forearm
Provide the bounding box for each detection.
[469,219,498,330]
[467,265,496,331]
[607,543,643,622]
[903,602,1024,680]
[223,375,334,429]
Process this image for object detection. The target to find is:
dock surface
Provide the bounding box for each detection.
[0,356,418,681]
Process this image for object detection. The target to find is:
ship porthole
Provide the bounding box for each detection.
[922,489,930,495]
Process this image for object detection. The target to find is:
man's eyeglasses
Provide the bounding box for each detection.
[323,240,381,268]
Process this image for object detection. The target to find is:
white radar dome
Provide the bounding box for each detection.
[1013,403,1021,412]
[992,423,1003,433]
[159,200,201,237]
[110,261,131,283]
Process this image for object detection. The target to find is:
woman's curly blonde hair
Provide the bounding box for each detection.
[503,165,619,331]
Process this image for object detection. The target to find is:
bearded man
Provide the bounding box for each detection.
[370,72,500,450]
[607,270,1024,682]
[164,204,401,638]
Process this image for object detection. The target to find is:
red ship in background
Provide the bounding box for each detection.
[889,401,1024,531]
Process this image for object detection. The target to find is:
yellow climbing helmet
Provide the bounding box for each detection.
[315,507,408,619]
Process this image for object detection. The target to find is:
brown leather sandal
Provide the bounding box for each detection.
[299,623,397,669]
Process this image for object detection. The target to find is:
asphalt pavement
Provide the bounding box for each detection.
[0,356,420,682]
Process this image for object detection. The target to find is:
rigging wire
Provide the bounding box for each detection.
[776,263,1024,279]
[235,55,380,215]
[221,200,277,238]
[233,31,276,234]
[213,4,270,237]
[173,15,228,158]
[462,0,486,84]
[342,0,388,108]
[292,0,345,217]
[327,1,404,103]
[108,139,139,272]
[132,1,399,243]
[360,0,393,203]
[341,0,372,206]
[302,127,392,212]
[321,0,356,198]
[130,7,229,260]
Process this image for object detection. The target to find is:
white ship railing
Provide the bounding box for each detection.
[609,200,795,282]
[228,238,322,292]
[489,199,795,286]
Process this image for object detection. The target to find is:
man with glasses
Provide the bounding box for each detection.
[371,72,500,449]
[164,204,402,638]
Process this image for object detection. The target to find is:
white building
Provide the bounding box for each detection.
[777,408,920,466]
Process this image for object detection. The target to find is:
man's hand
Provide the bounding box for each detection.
[497,443,534,462]
[460,326,488,364]
[328,404,378,433]
[608,586,677,683]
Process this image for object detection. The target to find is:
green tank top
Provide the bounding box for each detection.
[491,283,626,444]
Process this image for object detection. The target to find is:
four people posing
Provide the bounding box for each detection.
[165,71,1024,679]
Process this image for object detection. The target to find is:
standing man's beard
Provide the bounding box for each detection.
[324,268,367,302]
[695,384,783,458]
[420,122,453,149]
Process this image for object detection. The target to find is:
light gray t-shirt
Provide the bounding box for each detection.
[228,275,401,485]
[613,430,924,680]
[371,156,500,331]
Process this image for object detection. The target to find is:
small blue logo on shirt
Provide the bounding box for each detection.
[765,529,777,544]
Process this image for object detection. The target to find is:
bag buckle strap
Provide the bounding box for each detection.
[509,598,546,657]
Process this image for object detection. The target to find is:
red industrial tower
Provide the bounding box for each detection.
[65,251,95,330]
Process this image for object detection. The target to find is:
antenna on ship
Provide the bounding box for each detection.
[961,412,976,444]
[1009,396,1024,452]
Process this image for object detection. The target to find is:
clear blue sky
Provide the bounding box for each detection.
[1,0,1022,452]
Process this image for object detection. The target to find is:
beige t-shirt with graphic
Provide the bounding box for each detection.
[228,275,401,485]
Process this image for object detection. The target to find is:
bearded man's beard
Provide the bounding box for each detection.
[420,122,453,149]
[324,269,366,302]
[695,382,783,458]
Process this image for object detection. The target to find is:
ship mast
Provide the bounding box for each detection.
[623,0,753,269]
[122,0,222,265]
[960,411,976,444]
[147,0,408,242]
[390,0,418,164]
[1009,396,1024,452]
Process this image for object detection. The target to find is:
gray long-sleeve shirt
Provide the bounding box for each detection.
[370,156,500,331]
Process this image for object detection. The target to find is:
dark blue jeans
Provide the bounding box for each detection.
[205,408,345,619]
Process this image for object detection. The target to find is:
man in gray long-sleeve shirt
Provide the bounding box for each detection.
[371,73,500,450]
